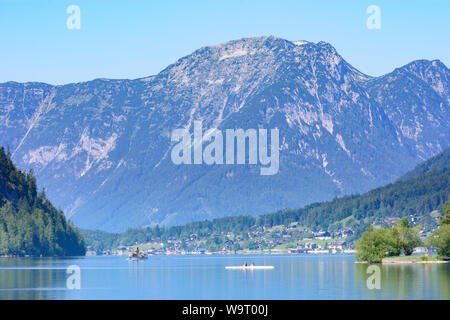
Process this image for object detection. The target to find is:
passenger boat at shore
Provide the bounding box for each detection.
[126,248,148,261]
[127,255,148,261]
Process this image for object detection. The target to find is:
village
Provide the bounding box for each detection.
[85,212,441,257]
[87,223,357,256]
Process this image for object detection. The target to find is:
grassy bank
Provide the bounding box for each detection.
[381,255,447,264]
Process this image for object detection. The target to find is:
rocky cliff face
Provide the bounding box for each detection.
[1,36,449,231]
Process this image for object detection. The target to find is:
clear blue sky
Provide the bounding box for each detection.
[0,0,449,85]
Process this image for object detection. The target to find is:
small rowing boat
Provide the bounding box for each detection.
[225,266,274,270]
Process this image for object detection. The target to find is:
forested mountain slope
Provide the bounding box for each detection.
[82,147,450,249]
[0,147,85,256]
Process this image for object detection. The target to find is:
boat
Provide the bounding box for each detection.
[127,254,148,261]
[225,266,274,270]
[126,248,148,261]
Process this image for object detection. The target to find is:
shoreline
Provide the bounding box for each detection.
[1,252,357,259]
[354,254,450,264]
[381,257,448,264]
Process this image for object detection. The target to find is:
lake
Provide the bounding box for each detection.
[0,254,448,300]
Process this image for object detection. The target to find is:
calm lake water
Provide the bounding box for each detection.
[0,254,448,300]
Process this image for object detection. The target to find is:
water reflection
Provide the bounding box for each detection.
[0,258,67,299]
[0,255,448,300]
[354,262,450,299]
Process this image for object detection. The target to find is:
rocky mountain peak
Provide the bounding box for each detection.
[0,37,448,231]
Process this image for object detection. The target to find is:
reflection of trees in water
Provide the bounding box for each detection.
[353,263,382,299]
[0,257,448,299]
[0,257,68,299]
[354,262,450,299]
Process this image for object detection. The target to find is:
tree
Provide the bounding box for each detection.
[355,227,396,263]
[431,224,450,257]
[247,241,259,251]
[205,237,222,252]
[440,196,450,226]
[355,220,422,263]
[394,218,422,256]
[428,197,450,257]
[232,243,241,254]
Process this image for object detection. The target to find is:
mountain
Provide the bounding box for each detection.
[261,147,450,233]
[82,147,450,252]
[399,144,450,181]
[0,147,85,256]
[1,36,449,231]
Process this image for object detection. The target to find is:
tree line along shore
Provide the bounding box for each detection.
[355,200,449,264]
